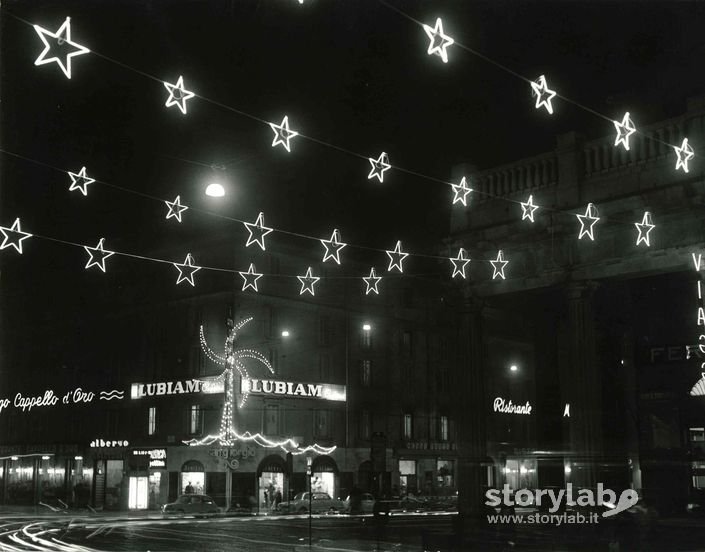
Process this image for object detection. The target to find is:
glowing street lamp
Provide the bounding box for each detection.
[510,364,518,372]
[205,183,225,197]
[362,323,371,332]
[281,330,290,338]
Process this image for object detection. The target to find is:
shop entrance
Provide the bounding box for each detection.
[181,460,205,495]
[256,455,287,513]
[311,455,338,498]
[128,476,148,509]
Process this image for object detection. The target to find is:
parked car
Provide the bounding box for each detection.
[162,494,220,517]
[277,492,345,514]
[344,492,375,514]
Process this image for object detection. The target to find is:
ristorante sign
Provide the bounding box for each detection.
[130,377,224,399]
[493,397,532,415]
[242,378,346,402]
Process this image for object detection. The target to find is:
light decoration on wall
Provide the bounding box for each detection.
[490,250,508,280]
[165,195,188,222]
[173,253,201,286]
[451,176,472,206]
[68,166,95,196]
[613,112,636,151]
[422,18,454,64]
[243,212,273,251]
[163,76,195,115]
[363,267,382,295]
[368,152,390,182]
[297,267,320,296]
[0,218,32,254]
[320,229,347,264]
[634,211,655,247]
[33,17,90,79]
[386,240,408,272]
[269,115,298,152]
[84,238,114,272]
[239,263,263,292]
[576,203,600,241]
[530,75,556,115]
[450,248,470,279]
[674,138,694,173]
[520,194,539,222]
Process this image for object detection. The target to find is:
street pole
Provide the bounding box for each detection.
[307,457,312,547]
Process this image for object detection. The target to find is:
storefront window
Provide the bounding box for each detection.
[7,457,35,504]
[311,472,334,497]
[149,471,162,508]
[39,456,65,504]
[105,460,124,509]
[129,476,148,509]
[260,472,284,510]
[399,459,416,496]
[436,459,454,493]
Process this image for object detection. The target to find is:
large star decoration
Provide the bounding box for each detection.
[165,195,188,222]
[576,203,600,241]
[363,267,382,295]
[164,76,195,115]
[0,218,32,254]
[386,240,409,273]
[243,212,274,251]
[451,177,472,206]
[320,229,347,264]
[490,250,509,280]
[33,17,90,79]
[613,112,636,151]
[368,152,391,183]
[520,194,539,222]
[269,116,298,152]
[674,138,695,173]
[634,211,655,247]
[451,248,471,279]
[173,253,201,286]
[530,75,556,115]
[68,166,95,196]
[239,263,263,292]
[297,266,320,296]
[84,238,114,272]
[423,17,454,64]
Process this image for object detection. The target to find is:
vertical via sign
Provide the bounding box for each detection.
[690,253,705,395]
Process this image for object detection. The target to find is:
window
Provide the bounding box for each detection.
[439,415,449,441]
[690,427,705,442]
[360,360,371,386]
[189,405,202,435]
[264,404,280,435]
[148,407,157,436]
[402,331,412,356]
[403,413,413,440]
[360,409,371,440]
[315,410,330,438]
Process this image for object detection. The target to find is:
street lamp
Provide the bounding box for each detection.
[281,330,290,338]
[362,323,371,331]
[509,364,518,372]
[306,457,313,546]
[205,182,225,197]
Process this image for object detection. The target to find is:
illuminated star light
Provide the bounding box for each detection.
[386,240,409,273]
[530,75,557,115]
[490,250,509,280]
[68,166,95,196]
[576,203,600,241]
[0,218,32,254]
[451,177,472,206]
[674,138,695,173]
[173,253,201,286]
[165,195,188,222]
[634,211,655,247]
[613,112,636,151]
[368,152,391,182]
[520,194,539,222]
[33,17,90,79]
[163,76,195,115]
[423,18,454,63]
[239,263,263,292]
[320,229,347,264]
[451,248,470,279]
[297,267,320,296]
[363,267,382,295]
[269,116,298,152]
[84,238,114,272]
[243,212,274,251]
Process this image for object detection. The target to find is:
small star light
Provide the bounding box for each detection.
[451,177,472,206]
[173,253,201,286]
[368,152,391,182]
[239,263,263,292]
[386,240,409,273]
[0,218,32,254]
[451,248,471,279]
[84,238,114,272]
[576,203,600,241]
[165,195,188,222]
[363,267,382,295]
[320,229,347,264]
[163,76,195,115]
[520,194,539,222]
[613,112,636,151]
[33,17,90,79]
[635,211,655,247]
[68,166,95,196]
[530,75,557,115]
[297,267,320,296]
[674,138,695,173]
[423,18,454,63]
[490,250,509,280]
[243,212,273,251]
[269,116,298,152]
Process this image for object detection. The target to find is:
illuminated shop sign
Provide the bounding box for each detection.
[493,397,532,415]
[242,378,346,402]
[690,253,705,396]
[90,439,129,448]
[130,377,224,399]
[0,387,125,415]
[132,448,167,468]
[208,445,256,459]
